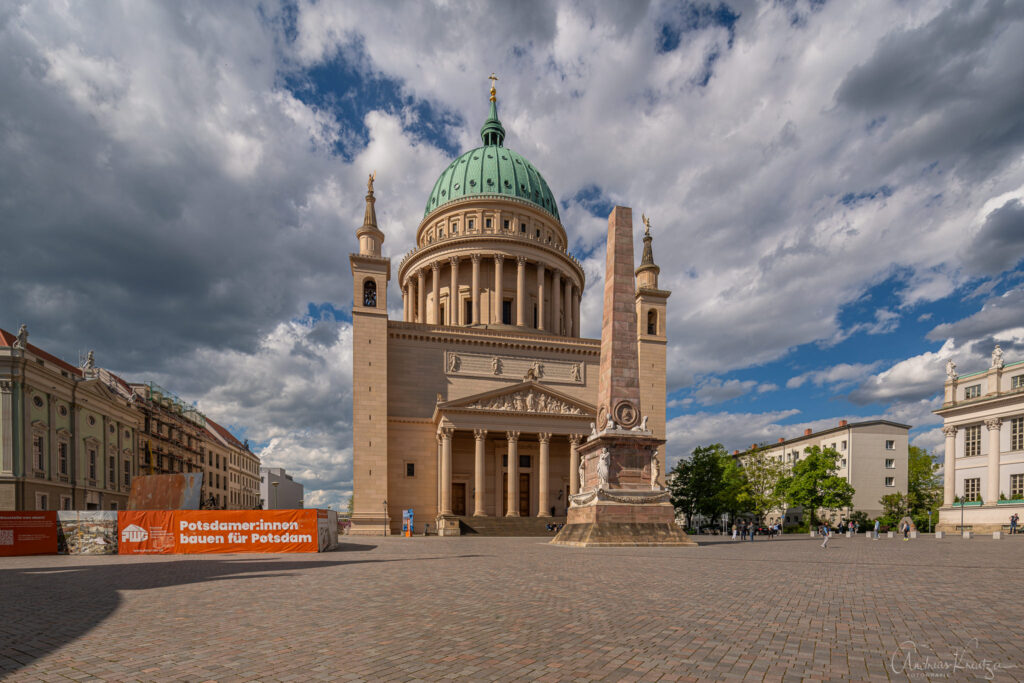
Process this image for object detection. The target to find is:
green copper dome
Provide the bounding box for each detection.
[424,97,560,220]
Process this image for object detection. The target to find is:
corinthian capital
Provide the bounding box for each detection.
[942,425,958,438]
[984,418,1003,431]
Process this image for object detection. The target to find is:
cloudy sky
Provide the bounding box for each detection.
[2,0,1023,508]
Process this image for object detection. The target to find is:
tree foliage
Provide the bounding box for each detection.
[737,446,785,523]
[668,444,747,527]
[776,446,854,526]
[879,492,908,525]
[907,445,941,515]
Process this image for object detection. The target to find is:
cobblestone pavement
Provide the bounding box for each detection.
[1,534,1022,682]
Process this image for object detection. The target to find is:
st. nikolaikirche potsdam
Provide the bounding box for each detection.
[349,80,670,535]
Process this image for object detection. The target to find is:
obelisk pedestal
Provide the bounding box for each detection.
[551,206,694,547]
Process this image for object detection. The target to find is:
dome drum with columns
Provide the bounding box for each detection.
[348,79,668,536]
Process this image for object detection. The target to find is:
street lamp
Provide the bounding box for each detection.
[271,481,279,509]
[383,499,388,536]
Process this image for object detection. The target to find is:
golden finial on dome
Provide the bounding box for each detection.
[488,73,498,102]
[367,170,376,194]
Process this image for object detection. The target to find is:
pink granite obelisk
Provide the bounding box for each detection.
[551,206,694,547]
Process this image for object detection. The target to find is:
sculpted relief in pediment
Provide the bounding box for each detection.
[466,389,586,415]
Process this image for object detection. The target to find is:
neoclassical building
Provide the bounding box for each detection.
[349,84,670,535]
[937,346,1024,533]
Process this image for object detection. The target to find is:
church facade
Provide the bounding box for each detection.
[349,84,670,535]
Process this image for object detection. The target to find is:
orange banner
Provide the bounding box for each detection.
[0,511,58,556]
[118,510,319,554]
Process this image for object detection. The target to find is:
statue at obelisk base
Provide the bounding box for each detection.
[551,206,694,547]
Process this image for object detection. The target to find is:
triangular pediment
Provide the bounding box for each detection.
[441,381,595,417]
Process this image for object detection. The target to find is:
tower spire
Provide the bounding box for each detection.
[636,213,660,289]
[480,73,505,146]
[357,171,384,256]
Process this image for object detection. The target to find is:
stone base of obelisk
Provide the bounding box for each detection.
[550,430,695,547]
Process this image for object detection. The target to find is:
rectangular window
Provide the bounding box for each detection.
[964,425,981,457]
[61,496,72,511]
[1010,473,1024,499]
[840,459,847,467]
[451,222,458,234]
[464,299,473,325]
[884,477,895,487]
[485,218,492,229]
[885,440,895,450]
[33,435,45,470]
[109,502,118,511]
[841,440,847,450]
[964,477,981,502]
[88,449,97,480]
[37,493,48,511]
[108,456,115,485]
[885,459,895,469]
[519,454,531,469]
[520,222,526,233]
[406,462,415,478]
[965,384,981,399]
[503,220,509,230]
[123,461,131,487]
[830,443,836,450]
[1013,375,1024,389]
[1012,417,1023,451]
[502,300,512,325]
[468,219,474,230]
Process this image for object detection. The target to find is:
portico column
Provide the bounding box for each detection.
[449,257,460,325]
[431,262,441,325]
[473,429,487,516]
[417,270,426,323]
[569,434,582,495]
[985,418,1001,503]
[471,254,481,324]
[494,255,504,323]
[538,433,551,517]
[435,433,443,513]
[942,426,956,506]
[571,285,580,337]
[440,427,453,515]
[552,269,562,335]
[506,431,520,516]
[516,256,527,327]
[402,282,409,320]
[563,278,571,337]
[536,263,546,331]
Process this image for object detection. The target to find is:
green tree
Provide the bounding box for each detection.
[906,445,941,527]
[738,447,785,523]
[346,495,354,516]
[777,446,855,527]
[668,444,731,528]
[879,492,908,526]
[718,455,749,522]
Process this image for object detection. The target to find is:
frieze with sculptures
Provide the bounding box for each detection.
[466,389,586,415]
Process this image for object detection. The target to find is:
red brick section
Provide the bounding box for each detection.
[597,206,641,427]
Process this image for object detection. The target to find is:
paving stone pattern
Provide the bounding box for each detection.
[1,535,1022,681]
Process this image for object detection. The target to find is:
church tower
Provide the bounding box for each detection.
[349,174,391,535]
[635,215,671,445]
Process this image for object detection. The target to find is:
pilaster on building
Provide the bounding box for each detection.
[936,346,1024,533]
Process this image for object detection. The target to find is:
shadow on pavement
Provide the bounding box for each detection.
[0,550,480,675]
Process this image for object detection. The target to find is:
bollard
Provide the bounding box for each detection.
[887,531,894,539]
[910,531,918,539]
[935,531,944,539]
[993,531,1002,540]
[845,531,852,538]
[864,531,872,539]
[809,530,816,538]
[962,531,972,539]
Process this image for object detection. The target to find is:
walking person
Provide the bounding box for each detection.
[1010,513,1018,535]
[903,521,910,541]
[732,523,737,541]
[821,524,830,549]
[873,519,879,540]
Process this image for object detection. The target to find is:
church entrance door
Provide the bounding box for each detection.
[519,474,530,516]
[452,483,466,516]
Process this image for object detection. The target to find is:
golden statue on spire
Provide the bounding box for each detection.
[367,170,376,193]
[488,73,498,102]
[642,213,652,235]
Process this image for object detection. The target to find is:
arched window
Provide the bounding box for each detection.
[363,279,377,308]
[647,309,657,335]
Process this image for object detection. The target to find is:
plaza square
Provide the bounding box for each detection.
[1,535,1022,682]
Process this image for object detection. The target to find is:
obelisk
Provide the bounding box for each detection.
[551,206,694,547]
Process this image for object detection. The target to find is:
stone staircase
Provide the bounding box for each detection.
[454,515,567,537]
